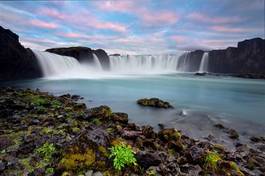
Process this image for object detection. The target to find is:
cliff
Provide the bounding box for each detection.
[207,38,265,74]
[46,47,110,70]
[0,26,42,81]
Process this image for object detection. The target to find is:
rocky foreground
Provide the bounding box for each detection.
[0,88,264,176]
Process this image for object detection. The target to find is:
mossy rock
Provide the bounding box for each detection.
[158,128,182,141]
[87,106,112,119]
[59,146,95,170]
[137,98,173,109]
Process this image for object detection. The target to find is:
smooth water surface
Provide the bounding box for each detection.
[3,74,265,142]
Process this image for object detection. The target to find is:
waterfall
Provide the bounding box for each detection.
[109,54,180,73]
[199,52,209,73]
[33,50,81,77]
[92,53,103,70]
[33,50,190,79]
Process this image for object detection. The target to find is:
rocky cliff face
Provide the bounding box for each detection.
[208,38,265,74]
[178,50,204,72]
[0,26,42,81]
[46,47,110,70]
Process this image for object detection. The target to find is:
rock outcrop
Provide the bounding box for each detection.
[0,26,42,81]
[137,98,174,109]
[46,47,110,70]
[178,50,204,72]
[207,38,265,74]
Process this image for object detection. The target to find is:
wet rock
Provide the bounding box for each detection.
[110,112,128,123]
[158,123,165,130]
[136,151,161,169]
[92,171,103,176]
[85,170,93,176]
[137,98,173,109]
[77,127,110,147]
[180,164,202,176]
[122,130,142,139]
[158,128,181,141]
[188,145,205,162]
[250,136,265,143]
[0,136,14,150]
[142,125,156,138]
[71,95,81,101]
[214,123,225,129]
[227,129,239,139]
[87,105,112,119]
[0,160,6,171]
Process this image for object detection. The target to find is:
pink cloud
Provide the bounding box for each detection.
[141,10,179,25]
[210,25,248,33]
[39,8,66,20]
[59,32,83,38]
[95,1,179,25]
[188,12,242,24]
[30,19,58,29]
[171,35,187,43]
[38,8,127,32]
[95,1,134,13]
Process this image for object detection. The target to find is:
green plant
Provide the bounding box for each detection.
[36,142,56,162]
[109,144,137,171]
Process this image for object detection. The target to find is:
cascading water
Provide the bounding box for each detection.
[199,52,209,73]
[33,50,192,79]
[33,50,81,77]
[109,54,180,73]
[92,53,103,70]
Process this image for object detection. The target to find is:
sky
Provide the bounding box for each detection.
[0,0,264,55]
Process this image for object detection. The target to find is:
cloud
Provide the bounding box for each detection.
[187,12,242,24]
[171,35,187,43]
[30,19,58,29]
[94,0,179,26]
[210,25,250,33]
[39,8,66,20]
[141,10,179,25]
[95,0,135,13]
[39,7,127,32]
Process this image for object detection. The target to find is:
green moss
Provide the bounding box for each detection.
[59,147,95,170]
[51,100,62,108]
[204,151,222,171]
[45,167,55,175]
[20,158,34,173]
[30,95,49,106]
[91,118,102,126]
[72,127,81,133]
[35,142,56,162]
[230,161,244,176]
[98,145,109,157]
[41,127,54,135]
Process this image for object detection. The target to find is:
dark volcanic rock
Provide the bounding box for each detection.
[0,26,42,81]
[208,38,265,74]
[137,98,173,109]
[136,151,161,169]
[178,50,204,72]
[46,47,110,70]
[94,49,110,70]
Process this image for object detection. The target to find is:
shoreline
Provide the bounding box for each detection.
[0,87,264,175]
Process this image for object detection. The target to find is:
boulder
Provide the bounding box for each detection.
[136,151,161,169]
[0,26,42,81]
[110,112,128,124]
[137,98,173,109]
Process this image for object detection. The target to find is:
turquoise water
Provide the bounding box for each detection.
[3,73,265,140]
